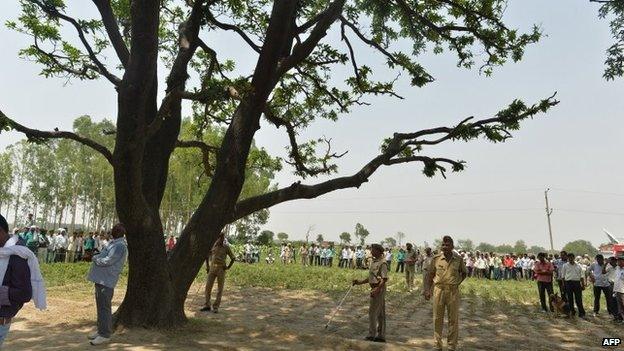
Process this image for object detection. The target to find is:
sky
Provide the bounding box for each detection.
[1,0,623,249]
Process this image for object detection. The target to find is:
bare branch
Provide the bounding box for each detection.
[264,107,346,177]
[204,10,262,53]
[0,109,114,164]
[31,0,121,86]
[175,139,220,177]
[278,0,346,76]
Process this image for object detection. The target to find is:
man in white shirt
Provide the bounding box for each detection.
[587,254,616,317]
[561,252,586,318]
[55,230,69,262]
[613,255,624,322]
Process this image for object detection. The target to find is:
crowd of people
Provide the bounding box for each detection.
[12,225,111,264]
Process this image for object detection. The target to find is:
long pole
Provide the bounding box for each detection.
[544,188,554,251]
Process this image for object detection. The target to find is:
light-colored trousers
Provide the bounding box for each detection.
[205,266,226,309]
[368,287,386,339]
[433,285,460,350]
[405,264,416,289]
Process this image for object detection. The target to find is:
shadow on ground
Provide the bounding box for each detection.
[6,280,622,350]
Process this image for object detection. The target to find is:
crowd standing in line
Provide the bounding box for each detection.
[3,213,624,349]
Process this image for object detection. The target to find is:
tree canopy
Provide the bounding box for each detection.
[339,231,351,244]
[0,0,558,328]
[562,240,599,257]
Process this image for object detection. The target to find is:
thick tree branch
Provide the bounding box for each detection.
[230,95,559,220]
[31,0,122,86]
[92,0,130,67]
[0,109,114,165]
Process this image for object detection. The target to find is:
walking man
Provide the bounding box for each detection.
[87,223,128,345]
[201,232,235,313]
[424,236,467,351]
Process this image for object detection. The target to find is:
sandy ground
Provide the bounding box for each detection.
[6,281,624,350]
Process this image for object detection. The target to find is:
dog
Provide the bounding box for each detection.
[550,293,570,317]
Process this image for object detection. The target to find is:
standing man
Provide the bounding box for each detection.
[86,224,128,345]
[424,236,467,351]
[613,254,624,322]
[560,252,586,319]
[201,232,235,313]
[533,252,555,313]
[404,243,417,291]
[0,214,34,346]
[588,254,616,317]
[421,247,433,296]
[554,251,568,302]
[352,243,388,343]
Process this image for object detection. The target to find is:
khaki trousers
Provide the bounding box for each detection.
[206,266,226,308]
[433,285,460,350]
[368,287,386,339]
[405,265,416,289]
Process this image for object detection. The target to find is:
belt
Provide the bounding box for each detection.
[0,317,11,325]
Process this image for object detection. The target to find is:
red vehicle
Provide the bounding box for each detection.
[603,229,624,257]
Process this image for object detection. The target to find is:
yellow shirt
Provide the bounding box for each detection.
[429,252,467,286]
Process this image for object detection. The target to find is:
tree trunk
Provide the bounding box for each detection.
[13,172,23,226]
[113,221,184,327]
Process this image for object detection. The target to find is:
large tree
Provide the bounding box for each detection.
[1,0,557,328]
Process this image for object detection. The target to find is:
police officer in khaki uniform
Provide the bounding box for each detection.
[352,243,388,343]
[405,243,418,291]
[201,232,235,313]
[421,247,433,296]
[424,236,467,351]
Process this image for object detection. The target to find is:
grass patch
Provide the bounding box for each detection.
[40,262,597,310]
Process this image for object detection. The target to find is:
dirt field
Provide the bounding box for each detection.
[7,281,622,350]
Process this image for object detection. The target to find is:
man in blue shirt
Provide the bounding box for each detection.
[87,223,128,346]
[0,214,32,347]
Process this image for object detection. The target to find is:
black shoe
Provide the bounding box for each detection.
[373,337,386,343]
[199,306,211,312]
[364,336,375,341]
[212,308,219,313]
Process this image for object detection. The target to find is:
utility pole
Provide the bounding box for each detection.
[544,188,554,252]
[305,225,315,243]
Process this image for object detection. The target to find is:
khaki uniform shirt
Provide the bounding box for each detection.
[429,252,467,286]
[368,258,388,286]
[208,244,235,267]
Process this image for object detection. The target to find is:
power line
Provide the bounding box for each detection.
[551,188,624,197]
[306,188,543,201]
[555,208,624,216]
[273,208,542,214]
